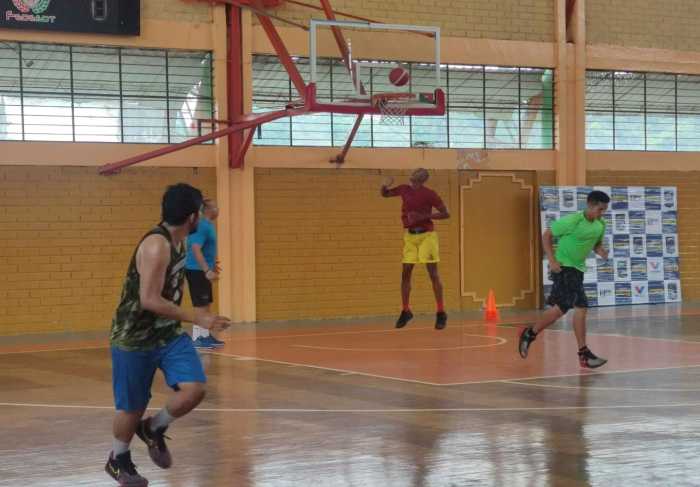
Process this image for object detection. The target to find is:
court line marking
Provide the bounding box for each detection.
[0,324,503,355]
[210,351,700,388]
[1,343,683,389]
[208,351,444,386]
[542,328,700,345]
[3,401,700,413]
[292,334,507,352]
[0,345,107,356]
[502,380,700,393]
[440,363,700,386]
[4,338,700,389]
[226,321,523,342]
[226,324,700,347]
[4,329,700,387]
[3,319,700,356]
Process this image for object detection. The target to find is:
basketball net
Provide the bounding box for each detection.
[373,93,415,125]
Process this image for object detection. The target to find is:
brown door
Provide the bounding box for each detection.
[459,171,539,310]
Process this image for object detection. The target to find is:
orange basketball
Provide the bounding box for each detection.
[389,67,410,87]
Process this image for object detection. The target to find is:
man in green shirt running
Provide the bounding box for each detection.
[519,190,610,368]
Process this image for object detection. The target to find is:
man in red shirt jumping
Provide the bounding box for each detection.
[381,168,450,329]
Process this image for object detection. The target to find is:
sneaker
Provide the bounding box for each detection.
[435,311,447,330]
[105,451,148,487]
[204,335,225,348]
[578,346,607,369]
[193,336,214,349]
[518,327,537,358]
[395,310,413,328]
[135,417,172,469]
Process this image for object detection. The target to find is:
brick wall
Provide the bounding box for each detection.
[254,168,461,320]
[262,0,554,42]
[0,166,216,336]
[587,171,700,300]
[142,0,213,23]
[587,0,700,52]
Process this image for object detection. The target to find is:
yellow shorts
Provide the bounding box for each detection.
[402,231,440,264]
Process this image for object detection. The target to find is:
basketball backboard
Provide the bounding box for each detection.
[307,19,444,118]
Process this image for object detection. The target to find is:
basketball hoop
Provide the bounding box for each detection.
[372,93,416,125]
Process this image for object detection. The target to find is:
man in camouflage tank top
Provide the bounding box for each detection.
[105,183,232,487]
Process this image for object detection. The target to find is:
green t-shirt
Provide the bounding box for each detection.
[550,212,606,272]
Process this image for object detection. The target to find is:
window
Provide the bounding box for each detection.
[252,55,555,149]
[586,70,700,151]
[0,42,214,143]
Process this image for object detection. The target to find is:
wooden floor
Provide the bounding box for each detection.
[3,304,700,486]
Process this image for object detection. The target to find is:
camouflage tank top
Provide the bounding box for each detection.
[110,224,186,351]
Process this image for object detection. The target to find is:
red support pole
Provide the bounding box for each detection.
[332,114,363,164]
[320,0,367,162]
[256,13,307,98]
[319,0,350,69]
[232,128,257,169]
[98,103,311,175]
[566,0,576,28]
[228,4,245,169]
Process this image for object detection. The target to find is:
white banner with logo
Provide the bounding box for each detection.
[540,186,681,306]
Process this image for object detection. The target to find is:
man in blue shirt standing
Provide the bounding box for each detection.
[185,199,224,348]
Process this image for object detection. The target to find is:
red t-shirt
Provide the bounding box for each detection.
[387,184,445,231]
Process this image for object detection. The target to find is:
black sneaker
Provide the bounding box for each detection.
[135,417,172,469]
[518,327,537,358]
[578,346,607,369]
[395,310,413,328]
[435,311,447,330]
[105,451,148,487]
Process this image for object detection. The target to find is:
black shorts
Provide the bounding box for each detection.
[185,270,213,308]
[546,266,588,313]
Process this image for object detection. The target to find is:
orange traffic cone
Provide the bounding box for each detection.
[484,289,500,322]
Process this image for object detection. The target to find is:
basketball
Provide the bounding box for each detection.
[389,67,410,87]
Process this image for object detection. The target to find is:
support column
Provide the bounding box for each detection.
[572,0,587,185]
[229,164,257,322]
[212,5,233,318]
[554,0,587,185]
[231,9,257,322]
[212,7,257,322]
[554,0,570,185]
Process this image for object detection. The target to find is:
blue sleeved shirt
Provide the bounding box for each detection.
[185,218,217,271]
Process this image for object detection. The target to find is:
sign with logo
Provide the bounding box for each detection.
[1,0,139,35]
[539,186,682,307]
[7,0,54,23]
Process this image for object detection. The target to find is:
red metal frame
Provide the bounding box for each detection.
[99,87,313,175]
[98,0,444,174]
[565,0,576,29]
[229,4,245,168]
[331,114,363,164]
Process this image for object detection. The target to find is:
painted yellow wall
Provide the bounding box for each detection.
[254,168,461,320]
[263,0,555,42]
[0,166,216,336]
[0,2,229,335]
[143,0,213,23]
[587,0,700,52]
